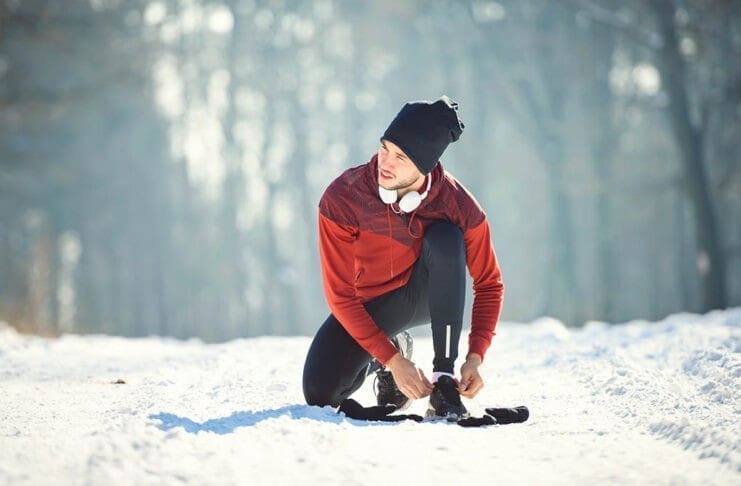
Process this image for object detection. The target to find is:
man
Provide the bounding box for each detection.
[302,96,504,420]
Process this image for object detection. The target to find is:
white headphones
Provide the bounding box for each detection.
[378,174,432,213]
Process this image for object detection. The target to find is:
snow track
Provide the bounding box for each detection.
[1,309,738,485]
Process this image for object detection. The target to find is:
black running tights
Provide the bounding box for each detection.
[302,222,466,407]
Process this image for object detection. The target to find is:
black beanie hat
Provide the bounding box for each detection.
[381,95,465,175]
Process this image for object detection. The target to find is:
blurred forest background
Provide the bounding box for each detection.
[0,0,739,340]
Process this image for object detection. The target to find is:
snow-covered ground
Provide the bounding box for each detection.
[1,309,739,485]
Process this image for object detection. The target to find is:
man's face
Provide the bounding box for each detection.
[377,139,424,191]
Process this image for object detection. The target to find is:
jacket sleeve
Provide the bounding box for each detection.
[463,218,505,361]
[318,212,399,364]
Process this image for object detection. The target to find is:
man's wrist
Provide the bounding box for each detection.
[385,352,403,370]
[465,352,483,365]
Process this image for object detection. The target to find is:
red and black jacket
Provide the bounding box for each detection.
[318,154,504,365]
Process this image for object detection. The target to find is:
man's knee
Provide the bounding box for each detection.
[303,351,339,407]
[303,373,359,408]
[303,313,377,408]
[303,375,334,407]
[303,359,366,408]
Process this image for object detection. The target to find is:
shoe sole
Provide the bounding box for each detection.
[379,398,412,411]
[425,406,470,422]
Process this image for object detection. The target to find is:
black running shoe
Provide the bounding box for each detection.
[425,375,469,421]
[374,370,411,410]
[373,331,414,409]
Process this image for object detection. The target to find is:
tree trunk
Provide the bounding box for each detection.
[589,24,618,322]
[654,1,727,311]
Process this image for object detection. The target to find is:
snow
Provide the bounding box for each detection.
[1,309,739,485]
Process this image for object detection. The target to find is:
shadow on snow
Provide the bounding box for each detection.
[149,404,394,434]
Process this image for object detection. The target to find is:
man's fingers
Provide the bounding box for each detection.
[460,377,484,398]
[402,380,419,399]
[417,369,433,398]
[418,368,433,388]
[410,380,428,399]
[405,372,433,400]
[400,377,427,400]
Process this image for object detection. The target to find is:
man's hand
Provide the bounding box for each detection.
[458,353,484,399]
[385,353,434,400]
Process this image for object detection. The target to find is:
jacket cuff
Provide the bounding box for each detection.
[374,339,400,366]
[468,336,492,362]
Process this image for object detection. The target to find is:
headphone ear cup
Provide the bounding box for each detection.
[398,191,422,213]
[379,186,398,204]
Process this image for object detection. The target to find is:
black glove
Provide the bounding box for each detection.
[457,406,529,427]
[338,398,424,422]
[485,406,529,424]
[457,415,496,427]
